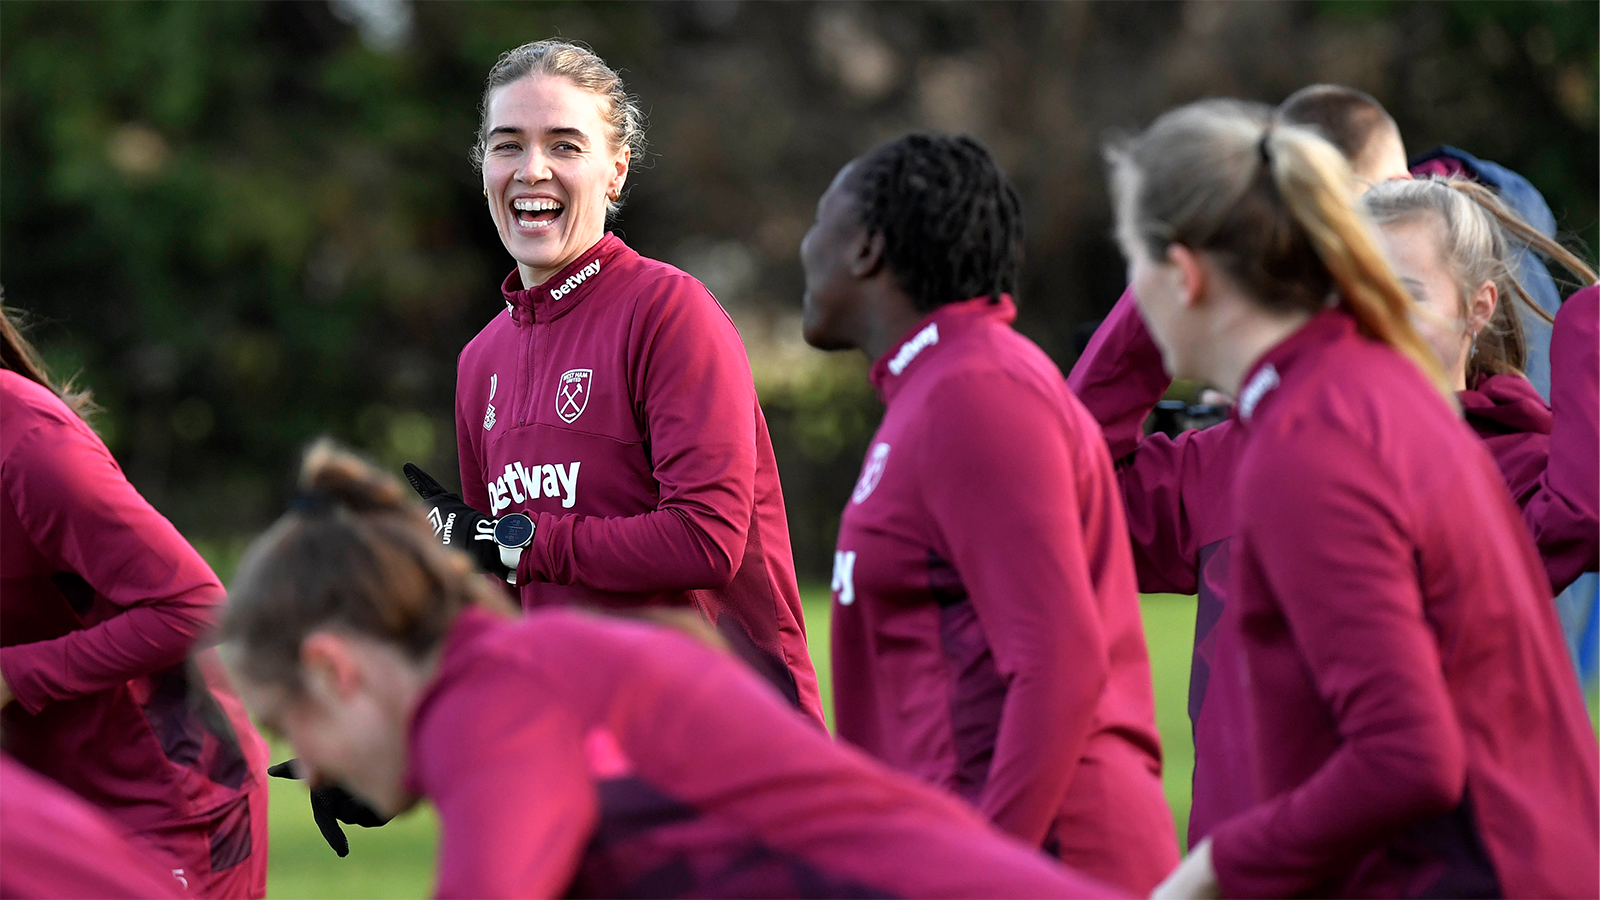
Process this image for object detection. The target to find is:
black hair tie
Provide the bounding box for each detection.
[287,489,336,516]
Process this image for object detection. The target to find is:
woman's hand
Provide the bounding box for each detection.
[0,670,14,708]
[1151,837,1221,900]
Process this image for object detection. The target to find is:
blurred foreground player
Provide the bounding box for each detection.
[0,303,269,897]
[1105,99,1598,898]
[221,441,1125,900]
[1,753,184,899]
[800,133,1177,894]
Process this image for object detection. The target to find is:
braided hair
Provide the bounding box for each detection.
[849,133,1024,313]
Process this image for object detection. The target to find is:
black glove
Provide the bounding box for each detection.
[267,759,391,858]
[403,462,507,578]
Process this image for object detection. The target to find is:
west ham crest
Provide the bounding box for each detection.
[851,442,891,504]
[556,368,593,424]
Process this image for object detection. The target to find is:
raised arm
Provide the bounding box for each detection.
[1523,285,1598,592]
[525,275,756,593]
[1068,287,1242,595]
[1068,286,1171,461]
[1,410,218,711]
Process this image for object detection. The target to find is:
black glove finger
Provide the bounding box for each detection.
[321,785,393,828]
[403,463,448,500]
[309,786,352,858]
[267,759,303,780]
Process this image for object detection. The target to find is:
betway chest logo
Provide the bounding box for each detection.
[887,323,938,375]
[549,259,601,302]
[487,460,581,513]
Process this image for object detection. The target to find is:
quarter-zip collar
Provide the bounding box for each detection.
[868,295,1016,405]
[502,233,628,326]
[1232,306,1351,425]
[1461,371,1551,436]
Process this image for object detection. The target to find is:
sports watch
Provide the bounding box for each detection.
[492,513,535,585]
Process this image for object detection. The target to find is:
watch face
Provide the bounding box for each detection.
[494,513,534,548]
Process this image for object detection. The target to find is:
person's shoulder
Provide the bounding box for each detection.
[0,371,94,457]
[616,253,722,311]
[459,305,515,361]
[0,369,70,416]
[924,324,1066,409]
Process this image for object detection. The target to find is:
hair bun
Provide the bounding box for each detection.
[297,438,406,514]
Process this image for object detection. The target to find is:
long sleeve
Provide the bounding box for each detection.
[1067,286,1240,595]
[1524,285,1598,592]
[918,372,1108,846]
[1067,286,1170,461]
[526,276,756,593]
[0,416,218,713]
[1210,426,1465,898]
[416,668,599,899]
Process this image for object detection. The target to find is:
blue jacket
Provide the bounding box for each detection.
[1411,145,1562,399]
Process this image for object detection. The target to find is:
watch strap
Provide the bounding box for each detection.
[498,545,524,585]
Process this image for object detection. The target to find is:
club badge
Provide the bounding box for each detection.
[557,368,593,424]
[851,442,890,504]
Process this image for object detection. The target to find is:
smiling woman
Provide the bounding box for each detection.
[400,40,826,725]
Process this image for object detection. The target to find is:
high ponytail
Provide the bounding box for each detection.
[1364,176,1598,381]
[1264,127,1452,395]
[222,439,512,694]
[1106,99,1452,400]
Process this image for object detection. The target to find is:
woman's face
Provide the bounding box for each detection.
[1117,205,1199,381]
[236,638,416,818]
[799,162,868,351]
[481,75,629,289]
[1378,214,1493,390]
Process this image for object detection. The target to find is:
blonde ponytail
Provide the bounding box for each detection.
[1266,129,1453,397]
[1106,99,1452,401]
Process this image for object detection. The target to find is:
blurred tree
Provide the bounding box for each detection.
[3,0,1593,580]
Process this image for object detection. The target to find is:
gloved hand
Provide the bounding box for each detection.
[403,463,507,579]
[267,759,391,858]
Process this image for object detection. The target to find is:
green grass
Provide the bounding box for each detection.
[262,592,1201,897]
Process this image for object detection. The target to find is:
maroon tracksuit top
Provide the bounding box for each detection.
[1,753,185,899]
[1210,309,1599,898]
[829,295,1178,895]
[0,371,269,898]
[454,233,822,724]
[1067,286,1600,848]
[402,606,1126,900]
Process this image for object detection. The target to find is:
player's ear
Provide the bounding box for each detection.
[1167,243,1208,309]
[850,230,885,279]
[300,632,362,702]
[1466,278,1497,336]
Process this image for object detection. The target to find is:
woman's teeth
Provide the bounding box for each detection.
[512,198,563,228]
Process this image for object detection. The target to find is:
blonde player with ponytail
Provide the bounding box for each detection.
[1106,100,1598,899]
[1364,177,1599,594]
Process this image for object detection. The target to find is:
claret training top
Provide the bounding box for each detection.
[404,606,1127,900]
[1067,285,1600,848]
[829,295,1178,894]
[1209,308,1599,899]
[1,753,185,899]
[455,233,822,724]
[0,370,269,898]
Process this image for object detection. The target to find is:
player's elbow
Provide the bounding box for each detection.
[1370,732,1466,820]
